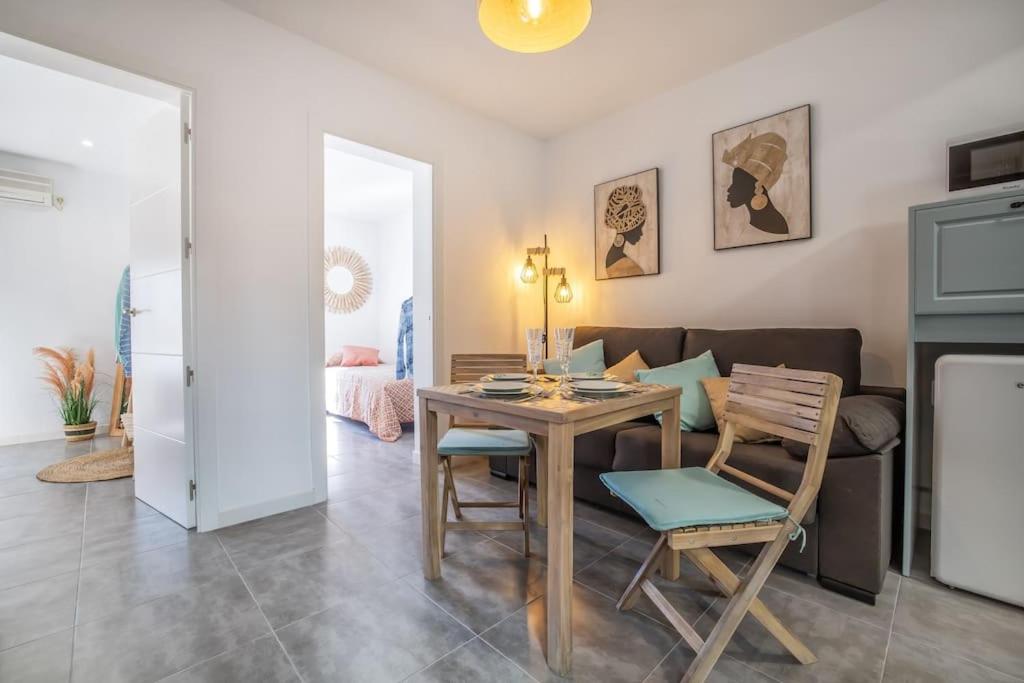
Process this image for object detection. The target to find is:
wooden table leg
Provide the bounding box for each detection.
[534,434,548,527]
[660,397,681,580]
[546,422,574,676]
[419,397,441,580]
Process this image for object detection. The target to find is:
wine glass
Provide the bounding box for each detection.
[525,328,544,380]
[553,327,575,389]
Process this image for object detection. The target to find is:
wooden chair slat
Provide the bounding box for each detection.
[667,524,783,549]
[718,463,795,502]
[732,364,830,384]
[728,373,827,396]
[641,581,705,652]
[723,410,818,445]
[724,401,819,433]
[452,364,527,368]
[728,381,825,408]
[725,392,822,421]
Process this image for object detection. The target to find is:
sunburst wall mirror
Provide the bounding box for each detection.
[324,246,373,314]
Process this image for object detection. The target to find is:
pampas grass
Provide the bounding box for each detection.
[34,346,98,425]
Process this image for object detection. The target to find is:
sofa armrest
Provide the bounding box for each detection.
[818,449,894,596]
[859,384,906,403]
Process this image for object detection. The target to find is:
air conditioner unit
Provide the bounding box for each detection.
[0,168,60,209]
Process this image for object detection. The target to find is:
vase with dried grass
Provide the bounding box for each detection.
[34,347,99,442]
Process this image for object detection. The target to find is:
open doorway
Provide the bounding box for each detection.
[0,33,198,529]
[318,134,433,493]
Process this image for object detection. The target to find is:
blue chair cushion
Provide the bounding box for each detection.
[437,428,532,456]
[599,467,789,532]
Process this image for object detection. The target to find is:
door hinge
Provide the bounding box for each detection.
[186,366,195,387]
[183,123,192,144]
[189,479,196,501]
[184,237,193,258]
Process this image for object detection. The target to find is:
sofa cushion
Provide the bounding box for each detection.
[543,338,606,375]
[606,350,649,380]
[682,328,862,396]
[782,395,904,459]
[613,426,817,523]
[635,351,720,431]
[575,325,686,368]
[574,421,649,471]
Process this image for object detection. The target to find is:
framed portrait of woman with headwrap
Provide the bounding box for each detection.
[594,168,660,280]
[712,105,811,250]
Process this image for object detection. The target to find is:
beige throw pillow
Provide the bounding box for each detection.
[701,365,785,443]
[607,350,649,381]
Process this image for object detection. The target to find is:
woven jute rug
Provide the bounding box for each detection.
[36,447,134,483]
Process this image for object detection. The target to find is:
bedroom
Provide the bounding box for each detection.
[322,136,421,448]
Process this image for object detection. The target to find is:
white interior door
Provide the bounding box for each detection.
[129,93,195,528]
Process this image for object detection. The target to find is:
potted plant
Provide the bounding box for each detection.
[34,347,99,442]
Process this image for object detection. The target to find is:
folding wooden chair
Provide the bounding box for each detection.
[438,354,533,556]
[600,364,842,683]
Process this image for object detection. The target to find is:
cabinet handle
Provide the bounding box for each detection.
[1011,201,1024,209]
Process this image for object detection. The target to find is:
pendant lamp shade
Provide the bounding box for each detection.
[478,0,592,54]
[553,274,573,303]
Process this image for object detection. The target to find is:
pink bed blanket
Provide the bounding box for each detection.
[325,365,414,441]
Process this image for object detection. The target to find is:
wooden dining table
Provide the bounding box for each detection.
[417,380,682,676]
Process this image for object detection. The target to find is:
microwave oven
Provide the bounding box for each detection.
[948,128,1024,195]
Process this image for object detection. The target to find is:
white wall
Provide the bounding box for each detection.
[322,209,414,366]
[537,0,1024,387]
[375,207,414,364]
[0,152,129,444]
[323,216,382,358]
[0,0,545,529]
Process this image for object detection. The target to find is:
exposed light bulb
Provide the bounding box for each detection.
[520,255,539,283]
[81,139,94,148]
[519,0,546,23]
[554,275,573,304]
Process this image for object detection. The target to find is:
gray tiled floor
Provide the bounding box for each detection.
[1,420,1023,682]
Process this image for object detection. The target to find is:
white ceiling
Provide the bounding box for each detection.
[324,147,413,224]
[0,54,167,175]
[223,0,880,139]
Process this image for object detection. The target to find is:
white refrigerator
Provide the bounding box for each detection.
[932,354,1024,607]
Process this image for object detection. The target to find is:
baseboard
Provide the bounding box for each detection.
[209,489,321,530]
[0,423,112,447]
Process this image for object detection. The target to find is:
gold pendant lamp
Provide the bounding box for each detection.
[478,0,592,54]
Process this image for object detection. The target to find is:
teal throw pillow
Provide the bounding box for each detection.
[542,338,606,375]
[635,350,720,432]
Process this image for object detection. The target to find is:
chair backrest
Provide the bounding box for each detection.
[449,353,527,383]
[448,353,527,428]
[706,364,843,523]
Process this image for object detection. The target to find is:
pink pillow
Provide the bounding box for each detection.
[341,345,380,367]
[325,351,345,368]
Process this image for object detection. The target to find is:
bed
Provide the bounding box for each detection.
[325,364,415,441]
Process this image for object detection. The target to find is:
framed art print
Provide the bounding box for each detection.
[712,105,811,250]
[594,168,660,279]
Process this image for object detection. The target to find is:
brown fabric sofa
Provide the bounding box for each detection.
[490,326,903,603]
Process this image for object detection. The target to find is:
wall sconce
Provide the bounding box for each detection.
[520,233,572,355]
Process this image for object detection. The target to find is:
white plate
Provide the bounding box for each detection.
[569,371,604,380]
[490,373,530,381]
[573,380,626,392]
[478,381,531,393]
[574,388,631,397]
